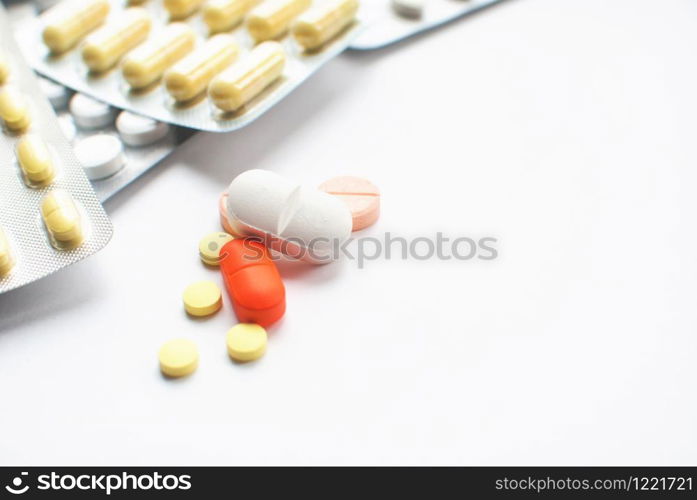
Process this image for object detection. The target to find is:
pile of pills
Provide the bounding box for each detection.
[38,76,193,201]
[159,170,380,377]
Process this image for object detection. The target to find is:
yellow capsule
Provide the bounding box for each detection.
[41,0,110,54]
[246,0,311,42]
[0,88,31,132]
[0,52,9,85]
[0,227,15,278]
[209,41,285,112]
[41,190,84,248]
[293,0,359,50]
[164,0,206,20]
[203,0,262,33]
[16,135,55,185]
[164,34,239,102]
[82,8,152,73]
[121,23,196,89]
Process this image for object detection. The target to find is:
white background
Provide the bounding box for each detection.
[1,0,696,465]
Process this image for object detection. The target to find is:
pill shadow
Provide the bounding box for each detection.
[182,310,222,323]
[127,80,162,98]
[159,369,197,383]
[226,352,268,369]
[0,258,106,335]
[273,256,347,284]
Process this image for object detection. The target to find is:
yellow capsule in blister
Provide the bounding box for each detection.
[41,190,84,248]
[0,52,9,85]
[0,227,15,278]
[164,34,239,102]
[0,87,31,132]
[16,135,55,185]
[164,0,207,20]
[82,8,152,73]
[41,0,110,54]
[122,23,196,89]
[293,0,359,50]
[209,41,285,112]
[203,0,262,33]
[246,0,311,42]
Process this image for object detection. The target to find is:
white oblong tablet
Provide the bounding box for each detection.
[74,134,125,180]
[69,93,114,129]
[38,76,72,109]
[226,169,352,264]
[115,111,170,147]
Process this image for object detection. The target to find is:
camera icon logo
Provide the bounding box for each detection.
[5,472,29,495]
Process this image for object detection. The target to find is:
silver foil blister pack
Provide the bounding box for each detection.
[39,77,196,201]
[0,4,113,295]
[16,0,365,132]
[350,0,506,50]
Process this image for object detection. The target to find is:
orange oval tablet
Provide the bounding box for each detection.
[319,176,380,231]
[219,238,285,327]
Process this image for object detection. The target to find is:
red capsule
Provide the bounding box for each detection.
[219,238,285,327]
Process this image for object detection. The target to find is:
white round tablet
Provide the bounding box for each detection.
[38,76,71,109]
[74,134,125,180]
[115,111,170,147]
[69,93,114,129]
[57,115,76,142]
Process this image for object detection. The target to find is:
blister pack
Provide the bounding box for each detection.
[38,76,196,201]
[350,0,506,50]
[15,0,364,132]
[0,4,113,295]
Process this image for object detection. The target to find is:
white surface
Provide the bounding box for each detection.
[1,0,697,465]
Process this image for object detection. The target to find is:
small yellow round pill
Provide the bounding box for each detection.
[226,323,267,362]
[183,280,222,316]
[198,231,234,266]
[159,338,198,377]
